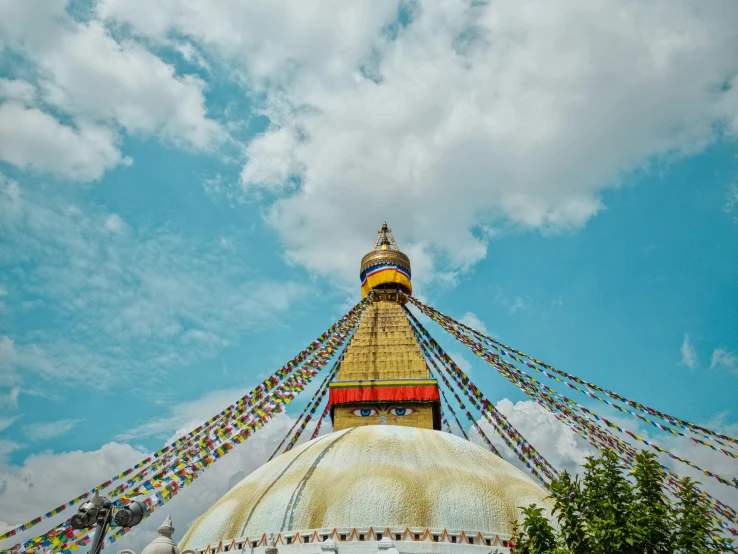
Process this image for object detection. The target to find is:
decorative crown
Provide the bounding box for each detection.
[360,222,411,275]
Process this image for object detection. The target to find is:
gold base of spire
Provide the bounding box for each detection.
[333,224,438,432]
[332,299,439,431]
[338,301,429,382]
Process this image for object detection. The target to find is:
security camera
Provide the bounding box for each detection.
[70,491,131,554]
[113,498,148,528]
[70,489,114,530]
[70,501,98,530]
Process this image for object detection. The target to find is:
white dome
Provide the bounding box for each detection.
[179,426,551,551]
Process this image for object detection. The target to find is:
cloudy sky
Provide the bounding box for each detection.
[0,0,737,550]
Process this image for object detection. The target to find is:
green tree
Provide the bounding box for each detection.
[630,451,672,554]
[512,504,559,554]
[579,449,637,554]
[673,477,730,553]
[512,449,733,554]
[550,472,589,554]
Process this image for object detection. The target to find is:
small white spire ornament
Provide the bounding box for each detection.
[265,534,279,554]
[377,536,399,554]
[140,516,178,554]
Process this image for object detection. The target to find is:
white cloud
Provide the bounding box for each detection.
[643,413,738,513]
[447,351,473,375]
[22,419,83,443]
[724,184,738,223]
[0,416,20,433]
[0,387,20,409]
[115,388,250,442]
[711,348,738,374]
[104,213,127,233]
[0,79,36,105]
[0,176,307,390]
[472,397,738,515]
[510,298,529,314]
[0,0,223,181]
[4,0,738,279]
[240,127,303,193]
[36,21,223,150]
[0,336,21,387]
[0,333,119,388]
[459,312,488,335]
[100,0,738,287]
[473,399,594,477]
[495,290,531,314]
[680,333,698,369]
[0,103,122,181]
[0,388,327,554]
[171,41,211,73]
[98,0,400,87]
[551,296,564,308]
[0,442,148,547]
[0,439,24,462]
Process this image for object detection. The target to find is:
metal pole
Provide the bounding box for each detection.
[88,510,112,554]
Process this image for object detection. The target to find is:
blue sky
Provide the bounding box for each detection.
[0,0,737,549]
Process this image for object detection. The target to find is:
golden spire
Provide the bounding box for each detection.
[360,223,412,299]
[373,222,399,251]
[329,223,439,432]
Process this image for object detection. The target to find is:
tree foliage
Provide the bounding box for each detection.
[511,449,733,554]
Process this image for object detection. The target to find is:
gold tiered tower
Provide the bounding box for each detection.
[329,223,441,431]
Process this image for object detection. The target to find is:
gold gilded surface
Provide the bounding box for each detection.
[360,222,411,274]
[360,250,411,275]
[332,403,435,431]
[338,301,429,381]
[179,426,553,551]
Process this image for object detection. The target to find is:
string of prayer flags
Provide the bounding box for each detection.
[5,298,373,554]
[437,386,470,441]
[405,306,558,483]
[284,365,338,453]
[19,368,321,554]
[419,331,551,488]
[269,360,342,460]
[279,356,342,456]
[402,293,738,536]
[404,296,738,492]
[310,402,332,441]
[0,295,374,548]
[427,358,498,455]
[536,388,738,536]
[403,293,737,450]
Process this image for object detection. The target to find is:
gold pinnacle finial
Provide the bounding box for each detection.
[373,222,399,251]
[361,223,412,299]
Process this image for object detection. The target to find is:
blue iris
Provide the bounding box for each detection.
[360,409,372,417]
[395,408,406,416]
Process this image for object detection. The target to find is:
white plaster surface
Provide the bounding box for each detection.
[179,426,551,551]
[194,539,511,554]
[180,530,514,554]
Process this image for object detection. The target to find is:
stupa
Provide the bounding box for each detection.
[130,223,553,554]
[11,222,734,553]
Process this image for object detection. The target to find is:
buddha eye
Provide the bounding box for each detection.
[388,407,416,416]
[351,408,378,417]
